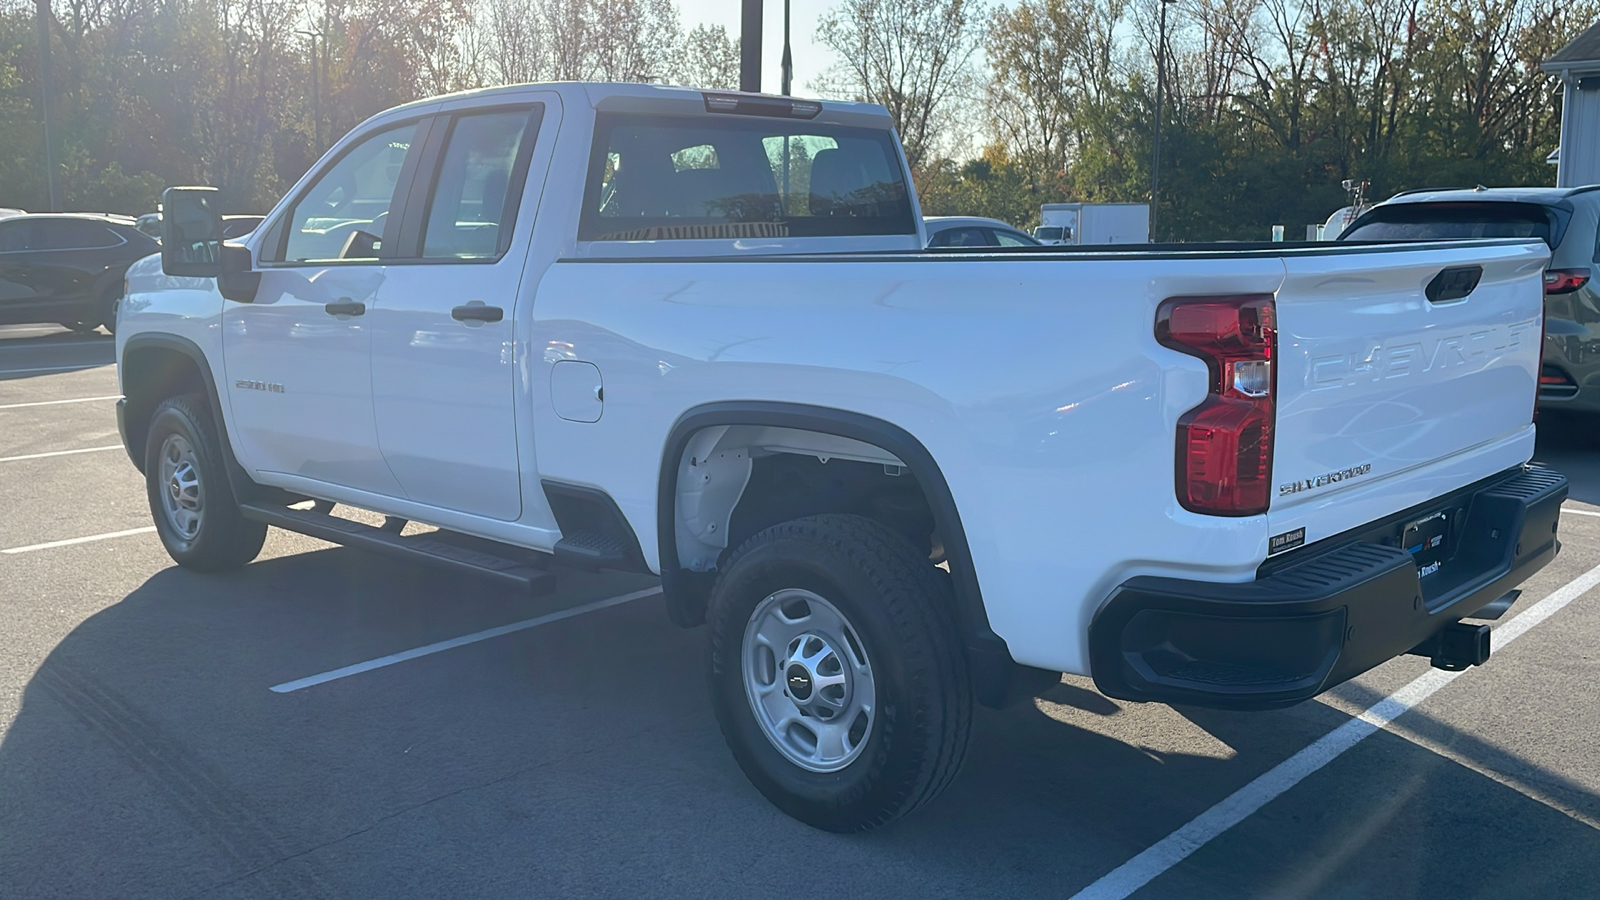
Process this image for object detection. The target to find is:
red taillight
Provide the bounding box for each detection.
[1543,268,1590,294]
[1156,295,1277,516]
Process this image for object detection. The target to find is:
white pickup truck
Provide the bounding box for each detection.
[116,82,1568,832]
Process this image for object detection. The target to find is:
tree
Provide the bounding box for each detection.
[813,0,985,170]
[672,22,738,90]
[986,0,1126,186]
[484,0,545,84]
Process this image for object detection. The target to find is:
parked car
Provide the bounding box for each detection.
[119,82,1564,833]
[0,213,156,334]
[924,216,1040,247]
[1340,186,1600,415]
[221,215,265,239]
[136,213,264,243]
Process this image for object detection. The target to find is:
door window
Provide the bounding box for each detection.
[994,230,1036,247]
[929,227,990,248]
[278,121,420,263]
[31,219,122,250]
[0,221,26,252]
[420,109,539,260]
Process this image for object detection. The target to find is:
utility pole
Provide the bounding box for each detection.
[35,0,59,211]
[740,0,762,93]
[780,0,793,96]
[1150,0,1176,241]
[297,30,323,149]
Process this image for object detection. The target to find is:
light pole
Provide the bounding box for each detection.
[740,0,762,92]
[781,0,793,96]
[1150,0,1176,241]
[296,29,323,148]
[35,0,59,211]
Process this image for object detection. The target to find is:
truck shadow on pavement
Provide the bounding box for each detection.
[2,547,1599,898]
[1536,413,1600,506]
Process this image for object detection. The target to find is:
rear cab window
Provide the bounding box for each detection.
[1340,202,1567,248]
[580,113,915,242]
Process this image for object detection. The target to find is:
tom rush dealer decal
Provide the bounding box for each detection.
[1268,526,1306,555]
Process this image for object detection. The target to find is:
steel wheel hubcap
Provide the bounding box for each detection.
[158,434,203,541]
[742,588,875,773]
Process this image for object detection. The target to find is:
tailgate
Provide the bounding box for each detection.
[1271,240,1547,521]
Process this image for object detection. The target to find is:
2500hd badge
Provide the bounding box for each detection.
[1279,463,1372,497]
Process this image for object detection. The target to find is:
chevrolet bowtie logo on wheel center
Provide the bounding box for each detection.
[786,665,813,701]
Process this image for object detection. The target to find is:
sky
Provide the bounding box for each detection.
[677,0,836,95]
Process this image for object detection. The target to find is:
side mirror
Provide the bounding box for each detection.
[218,243,260,304]
[160,186,223,278]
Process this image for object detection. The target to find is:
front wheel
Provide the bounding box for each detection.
[144,394,266,571]
[706,514,973,832]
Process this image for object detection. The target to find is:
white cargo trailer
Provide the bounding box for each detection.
[1034,202,1150,244]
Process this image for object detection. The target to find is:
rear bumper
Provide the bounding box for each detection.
[1089,465,1567,710]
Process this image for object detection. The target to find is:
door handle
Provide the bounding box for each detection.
[324,300,366,316]
[452,304,504,323]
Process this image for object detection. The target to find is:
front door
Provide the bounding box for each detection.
[223,117,428,497]
[369,104,546,521]
[0,220,34,321]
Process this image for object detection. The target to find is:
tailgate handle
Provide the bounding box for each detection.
[1426,266,1482,304]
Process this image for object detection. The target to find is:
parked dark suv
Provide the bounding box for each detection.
[1341,186,1600,415]
[0,213,159,334]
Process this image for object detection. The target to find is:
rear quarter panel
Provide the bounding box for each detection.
[529,253,1288,673]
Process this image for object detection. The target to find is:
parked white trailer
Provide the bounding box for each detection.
[1034,202,1150,244]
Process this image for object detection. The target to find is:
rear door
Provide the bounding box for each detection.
[368,100,550,521]
[1269,241,1548,531]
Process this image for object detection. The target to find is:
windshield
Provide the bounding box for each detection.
[1034,226,1064,240]
[1340,201,1562,247]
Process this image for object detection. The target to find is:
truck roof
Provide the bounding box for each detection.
[374,82,896,131]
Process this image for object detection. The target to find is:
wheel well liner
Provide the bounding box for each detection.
[120,333,261,499]
[658,401,1023,706]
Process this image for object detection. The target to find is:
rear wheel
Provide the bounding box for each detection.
[706,514,972,832]
[144,394,266,571]
[99,287,119,336]
[63,287,118,335]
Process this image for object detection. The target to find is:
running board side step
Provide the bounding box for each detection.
[238,502,556,596]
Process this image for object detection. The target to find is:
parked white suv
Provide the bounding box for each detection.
[116,82,1567,831]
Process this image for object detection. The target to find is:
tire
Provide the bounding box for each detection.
[706,513,973,832]
[99,287,119,336]
[144,394,267,571]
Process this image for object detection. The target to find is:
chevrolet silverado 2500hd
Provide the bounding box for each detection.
[116,82,1568,832]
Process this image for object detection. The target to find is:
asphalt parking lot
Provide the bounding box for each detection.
[2,323,1599,899]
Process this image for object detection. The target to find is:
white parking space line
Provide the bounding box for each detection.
[0,445,122,464]
[0,364,111,375]
[270,586,663,694]
[0,394,122,410]
[2,526,156,555]
[1565,508,1600,518]
[1070,559,1600,900]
